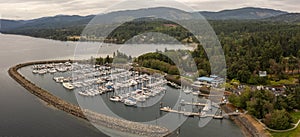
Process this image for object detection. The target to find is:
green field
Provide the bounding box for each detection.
[271,111,300,137]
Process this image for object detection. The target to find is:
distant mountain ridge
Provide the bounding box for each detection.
[0,7,295,33]
[263,13,300,23]
[0,15,94,31]
[199,7,287,20]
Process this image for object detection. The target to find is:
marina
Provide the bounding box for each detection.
[0,34,244,137]
[32,62,168,107]
[29,61,238,121]
[19,60,244,137]
[10,61,170,137]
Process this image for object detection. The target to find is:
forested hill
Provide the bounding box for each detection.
[1,7,300,84]
[200,7,287,20]
[0,7,289,34]
[264,13,300,23]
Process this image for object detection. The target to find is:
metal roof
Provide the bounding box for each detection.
[197,77,215,82]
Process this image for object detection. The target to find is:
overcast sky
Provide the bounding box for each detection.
[0,0,299,20]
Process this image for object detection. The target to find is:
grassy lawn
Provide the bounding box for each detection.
[271,111,300,137]
[269,78,296,86]
[291,111,300,123]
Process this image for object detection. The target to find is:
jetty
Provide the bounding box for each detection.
[8,60,170,137]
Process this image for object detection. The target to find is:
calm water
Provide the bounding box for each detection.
[0,34,243,137]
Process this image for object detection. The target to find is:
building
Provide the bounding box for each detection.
[193,75,224,88]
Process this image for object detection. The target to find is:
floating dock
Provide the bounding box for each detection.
[160,107,241,118]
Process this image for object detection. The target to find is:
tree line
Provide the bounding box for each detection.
[229,86,300,130]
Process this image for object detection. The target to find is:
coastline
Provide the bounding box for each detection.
[221,104,271,137]
[8,60,170,137]
[134,66,261,137]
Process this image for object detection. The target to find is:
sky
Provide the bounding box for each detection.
[0,0,299,20]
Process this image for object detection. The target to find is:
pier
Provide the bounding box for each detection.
[198,93,223,97]
[180,101,221,108]
[160,107,241,118]
[181,101,207,106]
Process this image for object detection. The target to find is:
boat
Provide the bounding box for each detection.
[38,69,47,75]
[213,115,224,119]
[78,91,89,96]
[62,82,75,90]
[183,112,194,117]
[32,70,38,74]
[124,98,137,106]
[53,77,64,83]
[110,96,122,102]
[134,95,146,102]
[49,68,57,74]
[105,81,114,87]
[129,79,138,86]
[57,67,67,72]
[96,78,105,84]
[192,91,200,96]
[183,87,192,94]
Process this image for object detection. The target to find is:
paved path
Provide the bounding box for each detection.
[256,117,300,132]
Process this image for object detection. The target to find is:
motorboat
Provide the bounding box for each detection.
[124,98,137,106]
[32,70,38,74]
[183,87,192,94]
[62,82,75,90]
[48,68,57,74]
[78,91,89,96]
[110,96,122,102]
[38,69,47,75]
[53,77,64,83]
[183,112,194,117]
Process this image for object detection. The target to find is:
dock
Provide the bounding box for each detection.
[199,93,223,97]
[160,107,202,117]
[181,101,206,106]
[180,101,221,108]
[160,107,241,118]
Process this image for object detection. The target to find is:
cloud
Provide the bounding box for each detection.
[0,0,299,20]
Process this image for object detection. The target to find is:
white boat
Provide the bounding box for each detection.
[183,87,192,94]
[96,78,105,84]
[105,81,114,87]
[136,95,146,102]
[57,67,67,72]
[38,69,47,75]
[124,99,137,106]
[53,77,64,83]
[49,68,57,74]
[62,82,74,90]
[32,70,38,74]
[129,79,138,86]
[78,91,89,96]
[183,112,194,117]
[192,91,200,96]
[110,96,122,102]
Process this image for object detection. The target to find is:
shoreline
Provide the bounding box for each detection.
[221,104,271,137]
[134,66,260,137]
[8,60,170,137]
